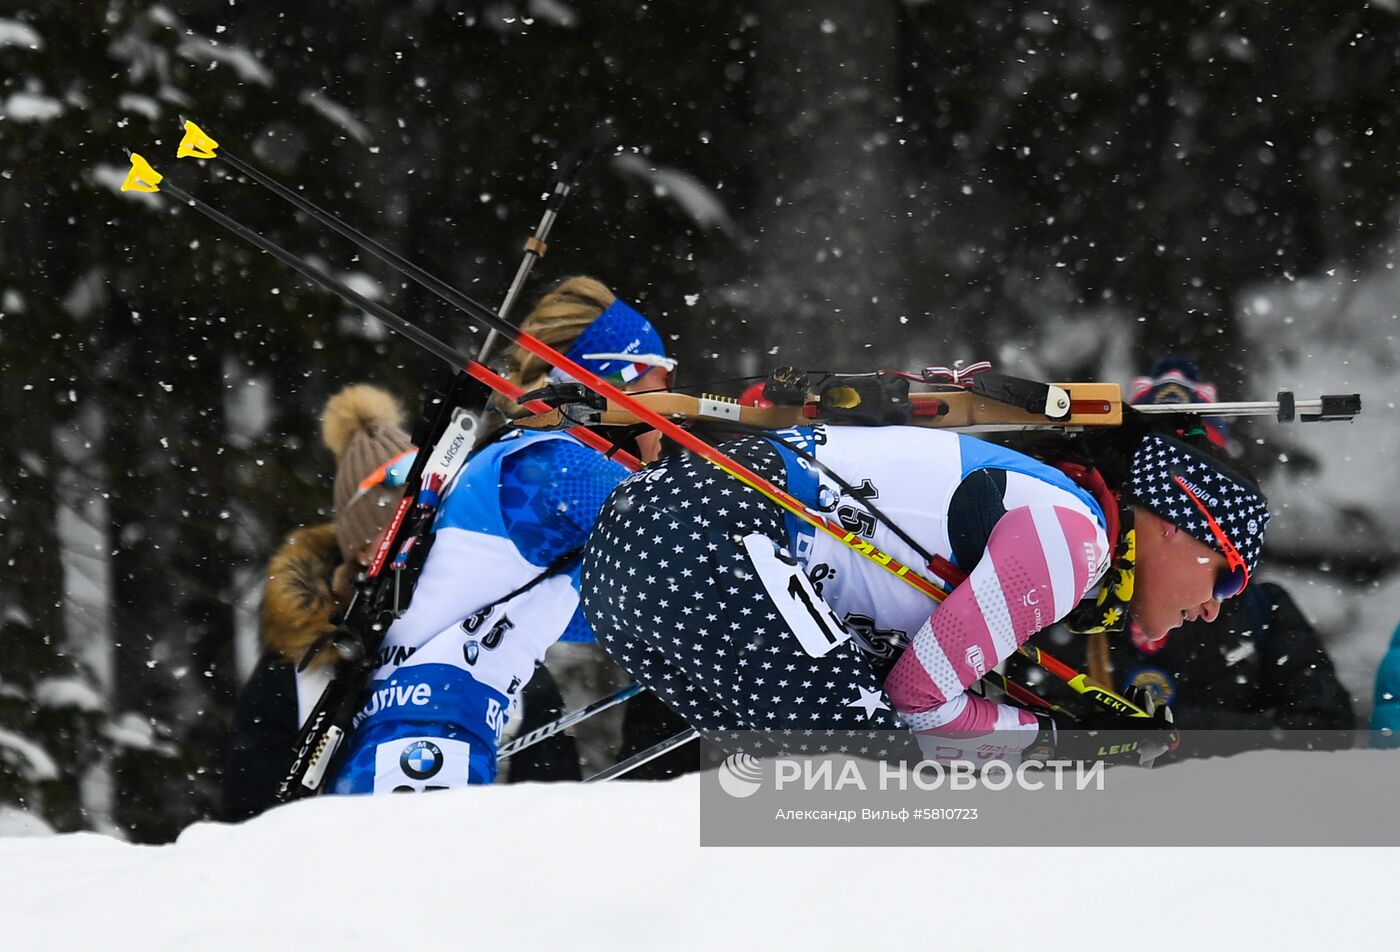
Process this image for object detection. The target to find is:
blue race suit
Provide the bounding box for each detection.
[332,429,628,793]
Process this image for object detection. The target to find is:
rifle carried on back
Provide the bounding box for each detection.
[510,362,1360,434]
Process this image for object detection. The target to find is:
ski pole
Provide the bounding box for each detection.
[505,668,1058,768]
[1015,645,1146,718]
[498,682,643,762]
[582,671,1069,780]
[177,120,610,369]
[584,728,700,783]
[123,158,639,471]
[475,121,615,364]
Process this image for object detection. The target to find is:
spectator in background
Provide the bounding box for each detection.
[222,384,415,821]
[223,383,578,821]
[1371,622,1400,747]
[1009,357,1354,748]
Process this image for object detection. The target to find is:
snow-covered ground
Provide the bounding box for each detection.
[0,765,1392,951]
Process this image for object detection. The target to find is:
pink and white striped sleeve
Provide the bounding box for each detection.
[884,504,1107,740]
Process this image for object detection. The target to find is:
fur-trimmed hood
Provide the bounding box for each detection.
[260,523,353,670]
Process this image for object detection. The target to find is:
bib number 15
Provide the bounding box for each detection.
[741,532,851,658]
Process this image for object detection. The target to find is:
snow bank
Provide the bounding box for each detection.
[0,765,1390,951]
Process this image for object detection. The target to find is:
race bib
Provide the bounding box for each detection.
[372,736,474,793]
[742,532,851,658]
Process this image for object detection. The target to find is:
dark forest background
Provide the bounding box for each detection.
[2,0,1398,841]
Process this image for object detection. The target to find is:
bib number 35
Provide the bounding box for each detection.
[741,533,851,658]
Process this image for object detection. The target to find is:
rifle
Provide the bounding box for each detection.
[509,365,1360,433]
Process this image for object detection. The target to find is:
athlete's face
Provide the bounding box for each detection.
[625,365,672,463]
[1128,507,1228,643]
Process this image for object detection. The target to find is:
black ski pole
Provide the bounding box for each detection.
[142,170,637,468]
[584,728,700,783]
[177,119,615,365]
[475,121,615,363]
[498,682,643,763]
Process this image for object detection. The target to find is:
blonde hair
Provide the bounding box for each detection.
[491,275,616,417]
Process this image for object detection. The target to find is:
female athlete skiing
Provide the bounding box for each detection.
[580,419,1269,763]
[331,276,674,793]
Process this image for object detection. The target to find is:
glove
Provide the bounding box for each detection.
[1025,687,1180,767]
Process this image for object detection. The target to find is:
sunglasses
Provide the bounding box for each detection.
[347,449,416,507]
[579,353,677,389]
[1172,475,1249,600]
[611,365,675,395]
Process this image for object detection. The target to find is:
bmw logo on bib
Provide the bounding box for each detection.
[400,740,444,780]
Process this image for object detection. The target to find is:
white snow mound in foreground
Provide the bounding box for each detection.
[0,761,1391,951]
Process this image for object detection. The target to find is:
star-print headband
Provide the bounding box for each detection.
[1127,432,1270,595]
[547,299,676,386]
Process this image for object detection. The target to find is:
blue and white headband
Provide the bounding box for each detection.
[547,299,675,385]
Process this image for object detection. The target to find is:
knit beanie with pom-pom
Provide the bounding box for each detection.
[321,385,414,564]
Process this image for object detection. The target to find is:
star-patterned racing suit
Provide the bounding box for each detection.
[581,426,1112,756]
